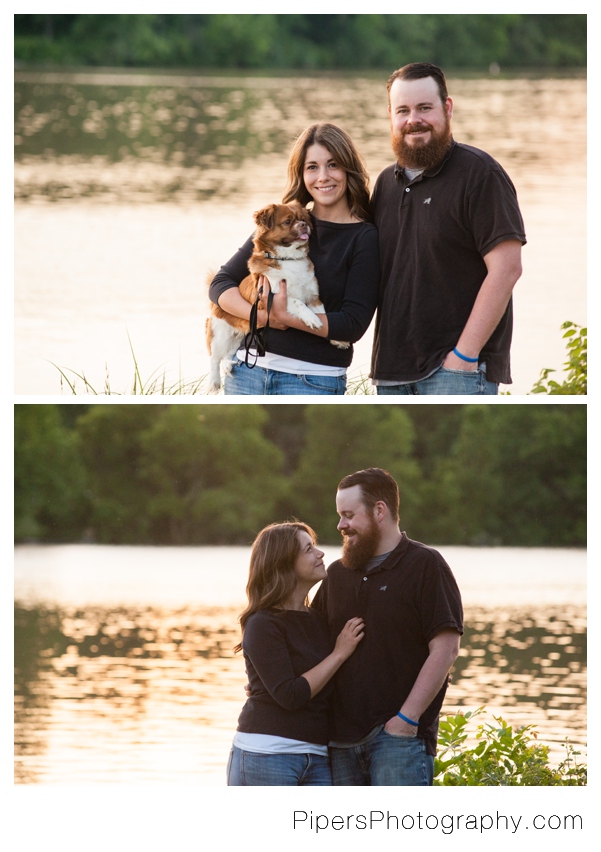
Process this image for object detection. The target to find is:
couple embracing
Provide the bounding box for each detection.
[209,62,526,396]
[226,467,463,787]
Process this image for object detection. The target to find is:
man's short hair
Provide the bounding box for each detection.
[387,62,449,106]
[338,467,399,522]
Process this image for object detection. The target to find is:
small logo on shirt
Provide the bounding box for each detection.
[379,585,388,591]
[423,198,432,205]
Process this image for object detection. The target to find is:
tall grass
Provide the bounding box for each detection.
[53,362,210,395]
[54,321,586,396]
[52,334,211,395]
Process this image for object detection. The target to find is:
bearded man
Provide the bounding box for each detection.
[312,467,463,786]
[370,62,527,394]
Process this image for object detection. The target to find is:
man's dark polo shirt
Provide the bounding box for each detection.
[312,533,463,756]
[370,140,527,385]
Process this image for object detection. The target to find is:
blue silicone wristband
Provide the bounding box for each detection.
[453,347,479,363]
[397,711,419,727]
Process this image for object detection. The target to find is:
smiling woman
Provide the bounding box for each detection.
[208,122,380,394]
[302,144,350,218]
[226,521,364,786]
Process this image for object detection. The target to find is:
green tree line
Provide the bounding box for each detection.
[14,14,586,70]
[14,404,586,547]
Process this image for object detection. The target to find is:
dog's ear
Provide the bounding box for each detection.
[289,200,310,224]
[254,204,277,231]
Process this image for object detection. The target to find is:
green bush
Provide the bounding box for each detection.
[530,321,587,395]
[435,707,587,785]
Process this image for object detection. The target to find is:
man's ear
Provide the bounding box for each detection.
[374,500,387,521]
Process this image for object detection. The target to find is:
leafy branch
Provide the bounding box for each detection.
[435,707,587,786]
[530,321,586,395]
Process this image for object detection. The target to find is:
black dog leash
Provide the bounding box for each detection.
[244,250,305,367]
[244,287,274,369]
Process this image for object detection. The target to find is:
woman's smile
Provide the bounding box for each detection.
[303,142,348,218]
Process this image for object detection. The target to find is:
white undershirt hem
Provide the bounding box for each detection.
[236,348,346,376]
[233,732,328,756]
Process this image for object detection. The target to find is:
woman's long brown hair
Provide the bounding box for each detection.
[282,123,372,223]
[234,521,317,653]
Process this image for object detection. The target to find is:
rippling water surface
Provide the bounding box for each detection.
[14,544,586,784]
[14,70,586,394]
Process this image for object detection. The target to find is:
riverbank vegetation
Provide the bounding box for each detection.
[530,322,587,395]
[53,319,587,396]
[434,708,586,785]
[14,14,586,71]
[14,403,585,547]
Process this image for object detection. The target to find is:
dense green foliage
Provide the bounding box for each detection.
[14,404,586,546]
[14,405,88,541]
[435,708,586,785]
[14,14,586,70]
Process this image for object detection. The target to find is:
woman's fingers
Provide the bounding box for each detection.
[267,281,290,329]
[258,274,271,296]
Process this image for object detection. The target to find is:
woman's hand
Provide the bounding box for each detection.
[334,617,365,660]
[259,275,290,330]
[261,277,329,338]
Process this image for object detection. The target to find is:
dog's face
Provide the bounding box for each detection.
[253,201,311,247]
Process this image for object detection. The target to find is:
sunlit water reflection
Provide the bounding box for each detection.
[14,71,586,394]
[15,544,586,784]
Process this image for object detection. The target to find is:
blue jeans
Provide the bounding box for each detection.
[376,365,498,396]
[226,745,332,786]
[330,729,434,786]
[224,359,347,395]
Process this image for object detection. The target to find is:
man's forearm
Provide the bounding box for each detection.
[384,629,460,735]
[399,644,458,722]
[444,239,522,369]
[454,269,518,357]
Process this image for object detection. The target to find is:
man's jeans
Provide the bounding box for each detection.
[330,729,434,786]
[376,365,498,396]
[227,745,332,785]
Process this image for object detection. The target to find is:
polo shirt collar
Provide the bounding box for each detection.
[393,138,456,181]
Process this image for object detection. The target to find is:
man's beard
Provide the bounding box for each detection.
[391,112,452,171]
[341,516,381,570]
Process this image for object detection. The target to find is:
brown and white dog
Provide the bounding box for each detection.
[205,200,348,391]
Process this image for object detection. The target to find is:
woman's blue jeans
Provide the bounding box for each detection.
[224,359,347,395]
[227,745,332,786]
[329,729,434,786]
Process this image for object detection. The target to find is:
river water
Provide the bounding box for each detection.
[14,70,586,395]
[14,543,586,785]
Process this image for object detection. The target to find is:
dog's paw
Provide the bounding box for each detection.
[330,340,351,349]
[304,315,324,330]
[287,298,324,330]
